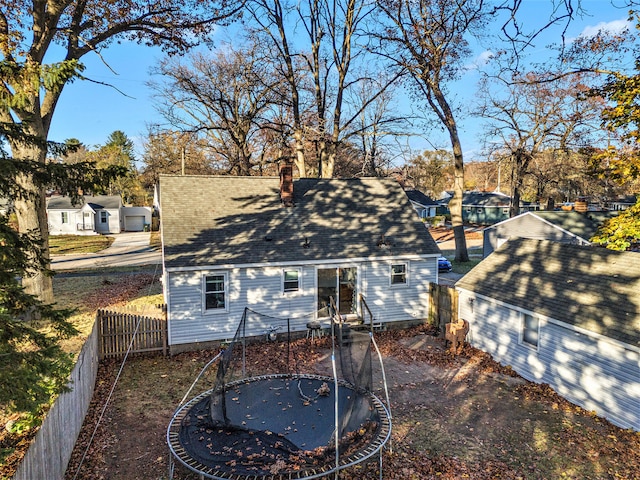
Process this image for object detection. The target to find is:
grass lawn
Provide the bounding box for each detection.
[53,267,163,354]
[149,231,161,249]
[49,235,114,254]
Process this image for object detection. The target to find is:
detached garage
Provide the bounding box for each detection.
[456,239,640,432]
[122,206,152,232]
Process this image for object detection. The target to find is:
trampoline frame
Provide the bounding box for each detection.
[167,373,392,480]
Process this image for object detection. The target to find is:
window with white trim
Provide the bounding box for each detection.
[521,313,539,348]
[204,274,227,311]
[391,263,407,285]
[283,269,300,292]
[61,212,68,224]
[100,211,108,224]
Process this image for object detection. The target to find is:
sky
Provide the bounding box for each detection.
[45,1,635,164]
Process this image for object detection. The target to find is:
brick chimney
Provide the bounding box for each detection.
[280,163,294,207]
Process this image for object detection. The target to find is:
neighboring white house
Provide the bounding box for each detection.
[456,238,640,431]
[47,195,152,235]
[122,206,152,232]
[159,171,443,348]
[47,195,122,235]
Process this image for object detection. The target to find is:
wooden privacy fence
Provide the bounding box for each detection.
[428,283,459,335]
[97,305,167,359]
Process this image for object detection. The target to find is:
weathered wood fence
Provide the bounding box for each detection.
[97,305,167,359]
[428,283,459,335]
[12,322,99,480]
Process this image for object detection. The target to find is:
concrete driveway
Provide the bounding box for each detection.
[51,232,162,270]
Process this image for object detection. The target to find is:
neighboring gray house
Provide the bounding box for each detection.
[159,173,442,347]
[47,195,152,235]
[405,189,439,219]
[606,195,637,211]
[482,210,618,257]
[456,238,640,431]
[441,191,539,225]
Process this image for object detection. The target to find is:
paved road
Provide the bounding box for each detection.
[51,232,162,270]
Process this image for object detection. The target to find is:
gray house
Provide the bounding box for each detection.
[405,189,439,219]
[456,238,640,431]
[482,210,618,257]
[159,173,442,348]
[441,191,538,225]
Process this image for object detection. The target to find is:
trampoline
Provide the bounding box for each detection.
[167,307,392,480]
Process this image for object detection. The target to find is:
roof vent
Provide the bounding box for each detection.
[280,163,294,207]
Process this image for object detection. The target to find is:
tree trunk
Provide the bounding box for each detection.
[11,142,54,303]
[432,85,469,262]
[293,129,307,177]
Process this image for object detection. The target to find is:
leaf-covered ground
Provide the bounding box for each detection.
[64,323,640,480]
[0,271,161,479]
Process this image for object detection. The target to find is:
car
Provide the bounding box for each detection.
[438,256,452,272]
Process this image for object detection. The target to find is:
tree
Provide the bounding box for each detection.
[88,130,139,200]
[405,150,453,198]
[0,132,123,432]
[590,13,640,181]
[0,0,241,302]
[351,76,410,177]
[150,44,281,175]
[477,72,605,216]
[247,0,400,178]
[591,199,640,251]
[140,129,217,189]
[375,0,491,262]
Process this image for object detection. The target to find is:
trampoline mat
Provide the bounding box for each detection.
[177,375,382,477]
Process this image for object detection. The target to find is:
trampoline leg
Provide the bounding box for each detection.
[379,450,383,480]
[168,452,174,480]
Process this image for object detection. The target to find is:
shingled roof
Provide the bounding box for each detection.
[47,195,122,210]
[160,175,440,269]
[532,211,617,241]
[457,238,640,347]
[405,189,438,206]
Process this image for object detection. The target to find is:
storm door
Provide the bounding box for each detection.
[317,267,357,317]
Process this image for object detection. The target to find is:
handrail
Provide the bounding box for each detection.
[328,295,341,323]
[358,293,375,333]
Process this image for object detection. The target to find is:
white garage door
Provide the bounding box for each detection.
[125,215,145,231]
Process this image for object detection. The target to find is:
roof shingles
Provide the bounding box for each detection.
[160,175,440,269]
[456,238,640,347]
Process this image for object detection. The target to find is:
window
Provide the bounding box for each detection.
[100,211,108,224]
[61,212,68,224]
[283,269,300,292]
[391,263,407,285]
[522,313,539,348]
[204,274,226,311]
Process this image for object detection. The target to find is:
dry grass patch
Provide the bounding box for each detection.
[49,235,114,254]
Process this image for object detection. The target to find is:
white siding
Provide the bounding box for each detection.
[95,208,121,234]
[459,289,640,432]
[364,259,433,324]
[122,206,152,231]
[48,210,96,235]
[167,258,438,346]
